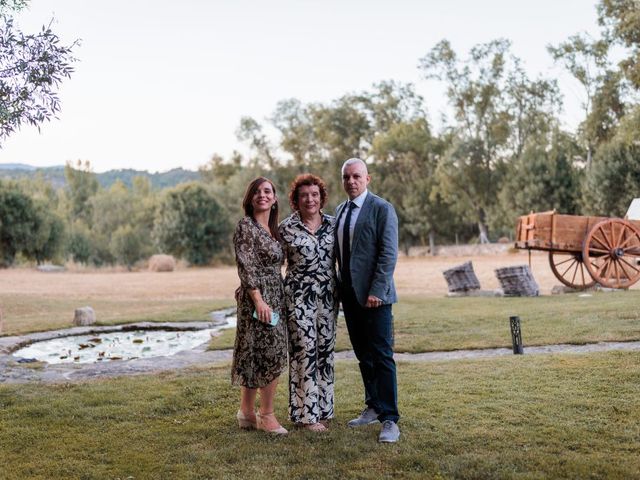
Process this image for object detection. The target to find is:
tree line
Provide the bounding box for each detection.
[1,0,639,267]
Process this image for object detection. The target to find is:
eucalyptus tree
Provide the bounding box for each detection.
[548,33,626,165]
[269,81,428,211]
[420,39,564,242]
[598,0,640,90]
[268,93,371,209]
[505,61,562,157]
[371,118,458,253]
[0,0,77,143]
[199,153,243,186]
[419,39,512,243]
[236,116,279,169]
[64,160,99,225]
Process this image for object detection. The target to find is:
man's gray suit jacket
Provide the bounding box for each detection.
[335,192,399,307]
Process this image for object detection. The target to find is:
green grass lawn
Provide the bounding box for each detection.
[1,352,638,479]
[211,291,640,352]
[3,286,640,478]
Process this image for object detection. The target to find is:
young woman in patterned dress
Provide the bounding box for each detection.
[231,177,288,435]
[279,174,338,432]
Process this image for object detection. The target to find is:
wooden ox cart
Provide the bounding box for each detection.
[515,211,640,289]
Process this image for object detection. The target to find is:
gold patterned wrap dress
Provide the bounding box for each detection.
[231,216,288,388]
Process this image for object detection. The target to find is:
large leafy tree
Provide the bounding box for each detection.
[88,179,155,266]
[269,81,427,211]
[153,183,231,265]
[505,61,562,157]
[598,0,640,89]
[21,200,66,264]
[0,0,77,142]
[111,224,144,270]
[496,130,582,231]
[0,180,36,266]
[64,160,99,225]
[420,39,562,242]
[419,39,511,242]
[371,118,458,252]
[548,33,626,165]
[0,180,65,266]
[581,105,640,216]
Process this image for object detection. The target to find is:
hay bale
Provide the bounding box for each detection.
[442,261,481,292]
[495,265,539,296]
[149,254,176,272]
[73,306,96,326]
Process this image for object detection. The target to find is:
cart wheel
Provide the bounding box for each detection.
[582,219,640,289]
[548,251,596,290]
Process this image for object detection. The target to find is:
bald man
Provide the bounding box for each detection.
[335,158,400,443]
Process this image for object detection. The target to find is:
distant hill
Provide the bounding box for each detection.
[0,163,37,171]
[0,164,202,190]
[96,168,201,189]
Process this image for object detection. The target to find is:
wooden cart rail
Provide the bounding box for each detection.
[515,211,640,290]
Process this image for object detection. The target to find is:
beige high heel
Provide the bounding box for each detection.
[256,412,288,435]
[236,410,257,429]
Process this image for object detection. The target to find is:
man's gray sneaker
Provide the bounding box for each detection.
[378,420,400,443]
[347,407,379,427]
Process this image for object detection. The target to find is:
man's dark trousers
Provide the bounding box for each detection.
[341,285,399,423]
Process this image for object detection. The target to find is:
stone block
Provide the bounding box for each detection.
[73,307,96,326]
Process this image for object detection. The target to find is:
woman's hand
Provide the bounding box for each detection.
[254,300,272,324]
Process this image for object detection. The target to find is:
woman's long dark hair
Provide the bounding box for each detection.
[242,177,280,240]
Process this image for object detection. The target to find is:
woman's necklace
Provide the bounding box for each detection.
[302,214,322,233]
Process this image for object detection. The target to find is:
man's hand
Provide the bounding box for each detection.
[365,295,383,308]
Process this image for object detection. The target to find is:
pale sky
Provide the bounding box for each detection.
[0,0,601,173]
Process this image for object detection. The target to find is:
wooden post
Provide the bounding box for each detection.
[509,316,524,354]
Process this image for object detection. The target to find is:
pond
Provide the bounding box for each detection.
[12,314,236,365]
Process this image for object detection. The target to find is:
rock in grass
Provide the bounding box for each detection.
[73,307,96,326]
[36,264,65,273]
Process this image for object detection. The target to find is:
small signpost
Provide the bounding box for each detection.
[509,316,524,355]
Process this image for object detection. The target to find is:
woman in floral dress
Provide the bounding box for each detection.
[279,174,338,432]
[232,177,288,435]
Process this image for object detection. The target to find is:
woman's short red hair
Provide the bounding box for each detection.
[288,174,328,211]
